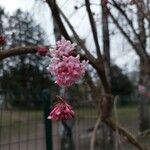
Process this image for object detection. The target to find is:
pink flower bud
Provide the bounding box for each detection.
[0,35,6,46]
[37,47,48,56]
[48,98,75,121]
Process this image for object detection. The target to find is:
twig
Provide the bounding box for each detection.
[132,0,150,23]
[113,96,124,150]
[104,118,147,150]
[58,7,97,66]
[0,46,37,60]
[138,129,150,137]
[90,116,101,150]
[85,0,102,58]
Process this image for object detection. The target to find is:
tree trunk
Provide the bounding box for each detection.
[136,0,150,132]
[138,61,150,131]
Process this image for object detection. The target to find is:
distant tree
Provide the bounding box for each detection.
[1,65,57,109]
[111,65,134,96]
[0,9,56,109]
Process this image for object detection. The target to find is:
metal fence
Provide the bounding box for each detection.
[0,89,53,150]
[0,105,47,150]
[0,108,46,150]
[0,91,149,150]
[51,96,150,150]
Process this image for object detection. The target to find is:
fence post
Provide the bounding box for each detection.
[42,89,52,150]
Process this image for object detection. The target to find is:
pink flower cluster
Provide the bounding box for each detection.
[50,38,76,58]
[47,38,88,87]
[48,99,75,121]
[47,38,88,121]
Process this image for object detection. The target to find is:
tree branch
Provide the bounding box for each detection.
[58,7,97,66]
[132,0,150,24]
[58,8,113,117]
[46,0,71,41]
[90,116,101,150]
[104,118,147,150]
[109,10,149,62]
[111,0,141,44]
[85,0,102,58]
[0,46,37,60]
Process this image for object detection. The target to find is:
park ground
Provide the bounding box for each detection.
[0,105,150,150]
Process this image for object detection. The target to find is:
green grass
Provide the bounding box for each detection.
[76,105,150,149]
[0,106,149,149]
[76,105,149,121]
[0,110,43,138]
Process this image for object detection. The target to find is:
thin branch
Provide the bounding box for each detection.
[85,0,102,58]
[113,96,124,150]
[0,46,37,60]
[104,118,147,150]
[46,0,71,41]
[111,0,141,44]
[109,10,149,62]
[138,129,150,137]
[132,0,150,24]
[58,7,97,66]
[90,115,101,150]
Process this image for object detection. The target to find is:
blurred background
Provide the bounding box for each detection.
[0,0,150,150]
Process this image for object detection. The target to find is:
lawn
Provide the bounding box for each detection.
[0,105,150,149]
[76,105,150,149]
[0,110,43,140]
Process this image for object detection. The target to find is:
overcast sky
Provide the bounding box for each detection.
[0,0,139,72]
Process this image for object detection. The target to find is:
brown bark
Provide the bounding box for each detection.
[104,118,147,150]
[109,1,150,131]
[0,46,37,60]
[85,0,101,57]
[46,0,71,41]
[101,0,114,148]
[139,62,150,131]
[136,0,150,131]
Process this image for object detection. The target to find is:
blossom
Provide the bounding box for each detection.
[47,55,88,87]
[0,35,6,46]
[48,98,75,121]
[37,47,49,56]
[50,37,76,58]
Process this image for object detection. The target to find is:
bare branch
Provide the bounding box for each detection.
[109,10,150,62]
[58,7,97,65]
[111,0,141,44]
[0,46,37,60]
[101,0,111,85]
[46,0,71,41]
[133,0,150,24]
[85,0,102,58]
[90,116,101,150]
[104,118,147,150]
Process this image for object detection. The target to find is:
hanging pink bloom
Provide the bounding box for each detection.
[47,55,88,87]
[50,37,76,58]
[48,99,75,121]
[0,35,6,46]
[37,47,49,56]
